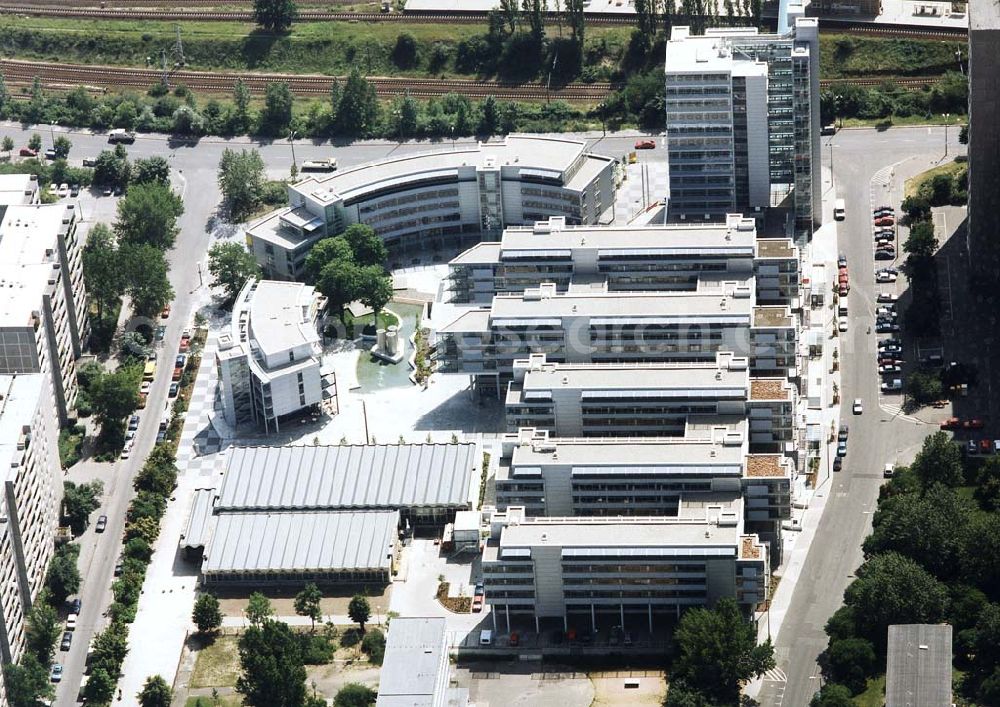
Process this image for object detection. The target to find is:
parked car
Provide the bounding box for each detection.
[121,441,132,459]
[881,378,903,392]
[70,184,80,197]
[876,271,898,283]
[114,560,124,577]
[878,267,899,275]
[95,515,108,533]
[838,255,847,267]
[140,381,151,396]
[58,183,70,197]
[175,354,186,368]
[128,414,140,431]
[634,139,656,150]
[884,463,894,478]
[879,344,902,354]
[874,216,895,227]
[880,364,902,375]
[49,664,63,682]
[874,249,896,260]
[70,598,81,614]
[44,148,57,160]
[160,304,171,319]
[920,354,944,367]
[968,440,979,455]
[853,398,863,415]
[19,147,37,157]
[876,322,900,333]
[82,157,97,167]
[66,613,78,631]
[838,317,849,332]
[169,382,179,397]
[156,325,166,342]
[940,417,961,430]
[102,186,113,196]
[60,632,72,651]
[837,441,847,456]
[833,456,843,472]
[981,439,993,454]
[838,424,849,441]
[966,418,985,429]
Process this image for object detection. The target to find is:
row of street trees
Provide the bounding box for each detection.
[812,432,1000,704]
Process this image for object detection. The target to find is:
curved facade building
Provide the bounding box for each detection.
[246,135,618,280]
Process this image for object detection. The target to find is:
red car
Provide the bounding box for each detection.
[18,148,37,157]
[160,304,171,319]
[509,631,520,646]
[634,139,656,150]
[965,419,985,429]
[472,596,483,613]
[980,439,993,454]
[874,217,895,227]
[940,417,960,430]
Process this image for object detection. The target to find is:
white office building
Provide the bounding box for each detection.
[0,175,40,206]
[0,374,62,674]
[664,14,821,238]
[246,135,618,280]
[215,279,335,433]
[482,500,770,632]
[0,202,89,424]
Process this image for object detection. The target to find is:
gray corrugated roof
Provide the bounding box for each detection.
[217,444,478,511]
[885,624,953,707]
[202,510,399,574]
[376,617,448,707]
[181,488,218,549]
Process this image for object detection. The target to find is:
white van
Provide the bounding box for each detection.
[479,630,492,646]
[834,199,846,221]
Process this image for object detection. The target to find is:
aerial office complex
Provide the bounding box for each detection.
[0,199,89,424]
[215,279,335,433]
[663,15,821,238]
[447,215,800,305]
[246,135,617,280]
[435,281,798,389]
[0,374,62,671]
[482,501,770,632]
[967,1,1000,280]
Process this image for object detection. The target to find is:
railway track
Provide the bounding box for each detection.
[0,2,969,37]
[0,59,616,101]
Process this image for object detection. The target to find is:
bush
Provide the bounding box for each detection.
[298,632,335,664]
[340,627,362,648]
[360,629,385,665]
[391,33,419,69]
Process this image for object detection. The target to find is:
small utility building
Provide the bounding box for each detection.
[181,443,479,586]
[376,617,467,707]
[885,624,953,707]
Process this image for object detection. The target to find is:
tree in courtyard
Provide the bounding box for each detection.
[4,654,54,707]
[1,136,12,155]
[844,552,949,651]
[24,593,60,664]
[334,683,377,707]
[246,592,274,626]
[357,265,393,321]
[663,679,721,707]
[304,237,354,283]
[123,244,174,317]
[91,367,140,442]
[217,148,266,222]
[910,431,965,489]
[236,620,308,707]
[27,134,41,152]
[132,156,171,187]
[348,595,371,634]
[45,545,81,605]
[318,259,363,320]
[671,598,775,703]
[114,182,184,250]
[342,224,388,268]
[904,219,937,258]
[294,583,323,631]
[82,224,125,320]
[62,481,104,536]
[253,0,298,31]
[260,82,294,137]
[52,135,72,159]
[138,675,172,707]
[906,370,944,406]
[207,242,262,307]
[192,593,223,635]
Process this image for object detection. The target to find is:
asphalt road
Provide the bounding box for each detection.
[0,122,657,703]
[758,125,965,707]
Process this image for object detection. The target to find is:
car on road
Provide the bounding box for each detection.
[837,441,847,456]
[60,632,72,651]
[95,515,108,533]
[838,255,847,267]
[981,439,993,454]
[179,329,191,352]
[874,249,896,260]
[70,184,80,197]
[69,598,81,614]
[114,560,124,577]
[44,148,57,160]
[884,463,894,478]
[838,317,848,332]
[160,304,171,319]
[108,129,136,144]
[128,414,140,431]
[140,381,152,396]
[66,613,78,630]
[853,398,863,415]
[881,378,903,392]
[634,139,656,150]
[49,663,62,682]
[876,271,898,283]
[879,344,902,354]
[82,157,97,167]
[941,417,961,430]
[18,147,37,157]
[874,216,895,227]
[121,440,132,459]
[169,382,179,397]
[838,424,849,441]
[968,440,979,455]
[156,324,166,342]
[833,456,843,472]
[876,322,900,333]
[880,364,902,375]
[58,183,70,197]
[877,293,898,303]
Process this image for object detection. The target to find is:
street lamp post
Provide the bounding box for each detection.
[944,114,950,158]
[288,130,298,173]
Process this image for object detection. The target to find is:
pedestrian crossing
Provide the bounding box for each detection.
[762,667,787,683]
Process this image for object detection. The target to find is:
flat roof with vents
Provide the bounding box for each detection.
[0,204,72,327]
